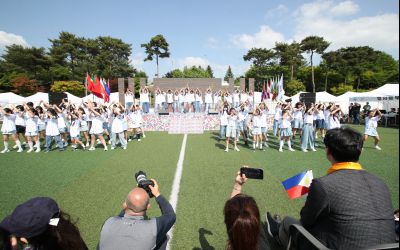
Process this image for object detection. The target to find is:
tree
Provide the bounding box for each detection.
[330,84,354,96]
[243,48,275,67]
[141,34,170,78]
[224,66,234,82]
[300,36,330,93]
[206,65,214,78]
[274,41,304,81]
[286,79,306,96]
[50,81,85,97]
[10,74,38,96]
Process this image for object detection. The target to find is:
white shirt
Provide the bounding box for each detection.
[128,111,142,128]
[15,112,25,126]
[328,115,341,130]
[178,94,185,104]
[57,113,66,129]
[233,93,240,103]
[167,94,174,103]
[205,93,213,104]
[227,115,238,127]
[274,108,282,120]
[220,111,229,126]
[260,110,268,127]
[111,114,125,133]
[365,116,380,129]
[304,114,314,124]
[125,94,134,103]
[80,114,88,127]
[90,115,105,134]
[69,120,81,137]
[46,118,60,136]
[294,110,303,120]
[140,92,149,103]
[225,95,232,104]
[240,93,248,103]
[1,114,16,133]
[280,117,292,129]
[252,115,262,128]
[317,110,325,120]
[238,110,248,122]
[25,115,38,133]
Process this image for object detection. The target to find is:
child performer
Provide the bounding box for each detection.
[292,102,304,139]
[14,105,27,149]
[279,108,295,152]
[1,107,22,153]
[110,106,127,150]
[301,105,316,152]
[69,111,86,150]
[78,107,90,147]
[44,108,64,152]
[237,104,249,145]
[88,107,108,151]
[327,105,343,130]
[219,104,229,140]
[251,108,263,151]
[24,107,40,153]
[259,103,269,148]
[364,108,382,150]
[225,108,240,152]
[272,103,282,137]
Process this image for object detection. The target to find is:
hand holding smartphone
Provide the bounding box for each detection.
[240,167,263,180]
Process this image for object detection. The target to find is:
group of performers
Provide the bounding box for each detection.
[218,99,383,152]
[0,99,145,153]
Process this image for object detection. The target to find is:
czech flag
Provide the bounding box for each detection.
[282,170,313,199]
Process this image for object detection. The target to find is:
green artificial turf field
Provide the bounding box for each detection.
[0,125,398,249]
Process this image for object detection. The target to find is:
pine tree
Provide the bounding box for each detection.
[224,66,234,82]
[206,65,214,78]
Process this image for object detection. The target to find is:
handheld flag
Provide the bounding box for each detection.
[282,170,313,199]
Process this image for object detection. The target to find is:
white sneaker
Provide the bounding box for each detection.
[82,146,86,151]
[13,144,18,149]
[311,147,317,152]
[123,146,127,150]
[35,147,41,153]
[1,149,10,153]
[63,142,68,147]
[85,142,89,147]
[302,149,308,152]
[104,146,108,151]
[111,147,115,150]
[88,147,95,151]
[128,138,132,142]
[71,144,77,149]
[17,148,23,153]
[27,148,33,153]
[375,145,382,150]
[279,148,283,152]
[225,148,229,152]
[289,148,295,152]
[143,134,146,138]
[138,139,141,142]
[234,147,240,152]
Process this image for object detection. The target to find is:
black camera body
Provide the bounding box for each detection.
[135,171,155,198]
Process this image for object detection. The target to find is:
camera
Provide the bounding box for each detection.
[135,171,155,198]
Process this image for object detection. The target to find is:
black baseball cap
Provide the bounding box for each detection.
[0,197,60,238]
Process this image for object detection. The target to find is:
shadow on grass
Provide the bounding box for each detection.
[192,228,215,250]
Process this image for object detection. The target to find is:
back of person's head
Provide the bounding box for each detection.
[0,197,87,250]
[324,127,363,162]
[124,188,150,214]
[224,194,260,250]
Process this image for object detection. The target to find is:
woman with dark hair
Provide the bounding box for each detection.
[224,172,269,250]
[0,197,87,250]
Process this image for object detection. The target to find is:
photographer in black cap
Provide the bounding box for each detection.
[0,197,87,250]
[98,172,176,250]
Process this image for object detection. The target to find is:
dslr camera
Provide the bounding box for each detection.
[135,171,155,198]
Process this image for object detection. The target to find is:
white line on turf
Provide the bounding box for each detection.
[166,133,188,250]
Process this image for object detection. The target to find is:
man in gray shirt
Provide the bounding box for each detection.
[98,179,176,250]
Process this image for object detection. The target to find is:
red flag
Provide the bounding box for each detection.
[266,80,271,99]
[87,74,103,99]
[95,76,109,102]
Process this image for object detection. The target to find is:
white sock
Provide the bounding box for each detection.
[16,140,22,150]
[4,141,8,150]
[28,141,33,150]
[279,140,284,149]
[288,140,292,149]
[35,141,40,148]
[253,142,256,149]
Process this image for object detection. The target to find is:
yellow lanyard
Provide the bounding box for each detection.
[327,162,363,174]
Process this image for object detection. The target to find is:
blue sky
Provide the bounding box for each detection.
[0,0,398,81]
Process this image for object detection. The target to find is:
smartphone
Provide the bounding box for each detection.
[240,167,263,180]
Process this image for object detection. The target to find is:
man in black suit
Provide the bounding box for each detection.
[266,127,396,249]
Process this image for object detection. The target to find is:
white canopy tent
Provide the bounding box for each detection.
[25,92,49,105]
[0,92,26,105]
[64,92,82,104]
[290,91,339,104]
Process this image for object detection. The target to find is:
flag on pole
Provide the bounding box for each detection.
[86,73,103,99]
[101,78,111,96]
[282,170,314,199]
[261,80,267,101]
[266,79,271,99]
[277,74,285,101]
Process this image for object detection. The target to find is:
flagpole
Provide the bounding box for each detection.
[85,73,88,97]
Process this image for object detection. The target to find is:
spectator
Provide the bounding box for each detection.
[98,179,176,250]
[348,103,354,123]
[363,101,371,113]
[0,197,87,250]
[265,127,396,249]
[224,171,270,250]
[352,102,361,124]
